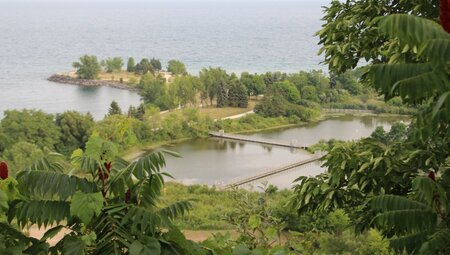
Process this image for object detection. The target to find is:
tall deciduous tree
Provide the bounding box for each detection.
[101,57,123,73]
[139,74,167,106]
[199,67,228,106]
[72,55,102,79]
[55,111,94,154]
[0,109,61,151]
[167,60,187,75]
[240,72,266,98]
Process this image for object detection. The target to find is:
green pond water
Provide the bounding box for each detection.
[158,115,409,189]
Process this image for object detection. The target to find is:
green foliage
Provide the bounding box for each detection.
[1,142,44,175]
[216,79,229,108]
[291,124,417,230]
[107,100,122,116]
[316,0,439,74]
[0,109,61,151]
[371,176,450,254]
[297,7,449,254]
[138,74,168,109]
[199,67,229,105]
[169,75,202,108]
[150,58,162,71]
[70,191,104,224]
[56,111,94,154]
[271,81,300,103]
[240,72,265,97]
[167,59,187,75]
[135,58,154,75]
[101,57,123,73]
[1,135,206,254]
[127,57,136,72]
[72,55,102,79]
[228,77,248,108]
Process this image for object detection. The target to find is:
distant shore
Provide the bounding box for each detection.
[47,74,139,91]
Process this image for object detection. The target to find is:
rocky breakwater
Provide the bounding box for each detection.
[48,74,139,91]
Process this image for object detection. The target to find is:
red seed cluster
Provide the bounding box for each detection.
[125,188,132,203]
[0,161,8,180]
[98,162,112,180]
[441,0,450,33]
[428,170,436,182]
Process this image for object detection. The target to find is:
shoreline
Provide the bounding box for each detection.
[47,74,139,91]
[121,112,410,161]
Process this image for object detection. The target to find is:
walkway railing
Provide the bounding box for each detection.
[208,131,308,150]
[221,153,324,189]
[323,108,375,113]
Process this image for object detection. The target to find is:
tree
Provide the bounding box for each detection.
[199,67,229,106]
[135,58,154,75]
[300,86,319,102]
[254,94,287,117]
[150,58,162,71]
[107,100,122,116]
[0,136,204,254]
[101,57,123,73]
[127,57,136,72]
[167,60,187,75]
[72,55,101,79]
[139,74,167,108]
[316,0,439,74]
[170,75,201,108]
[240,72,266,98]
[228,76,248,108]
[216,79,228,108]
[0,109,61,151]
[55,111,94,154]
[272,81,301,103]
[1,142,44,175]
[292,10,450,254]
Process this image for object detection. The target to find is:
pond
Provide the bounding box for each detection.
[158,115,409,189]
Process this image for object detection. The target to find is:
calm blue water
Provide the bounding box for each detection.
[0,0,327,119]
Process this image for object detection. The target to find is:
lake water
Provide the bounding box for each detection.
[158,115,408,189]
[0,0,327,119]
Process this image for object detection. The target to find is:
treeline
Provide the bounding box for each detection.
[72,55,415,115]
[71,55,186,79]
[0,107,299,176]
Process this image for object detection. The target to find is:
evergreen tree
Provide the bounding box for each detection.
[216,79,228,108]
[127,106,137,118]
[236,83,249,108]
[107,101,122,116]
[150,58,162,71]
[135,58,153,75]
[126,57,135,72]
[135,104,146,121]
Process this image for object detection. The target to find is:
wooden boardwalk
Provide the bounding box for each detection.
[323,108,375,113]
[222,155,323,189]
[208,131,308,150]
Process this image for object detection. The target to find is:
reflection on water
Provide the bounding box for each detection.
[158,115,408,189]
[247,115,410,146]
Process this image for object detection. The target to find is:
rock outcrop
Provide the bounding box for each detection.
[47,74,139,91]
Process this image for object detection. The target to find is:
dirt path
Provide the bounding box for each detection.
[27,226,236,246]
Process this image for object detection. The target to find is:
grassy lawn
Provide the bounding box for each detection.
[197,100,256,120]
